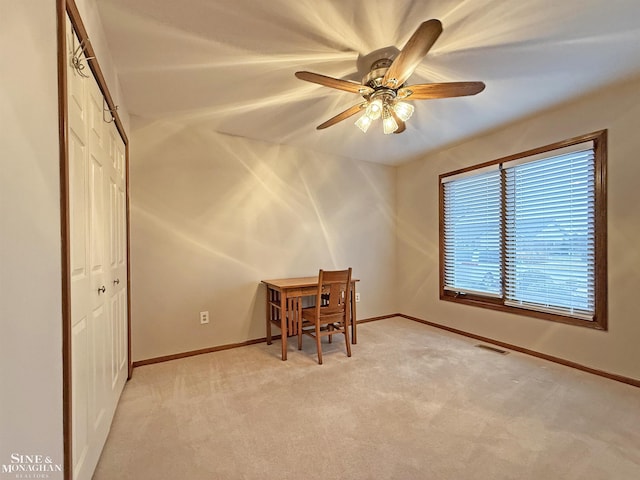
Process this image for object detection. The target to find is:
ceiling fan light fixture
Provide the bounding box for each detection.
[365,98,383,120]
[355,113,373,133]
[382,107,399,134]
[393,101,414,122]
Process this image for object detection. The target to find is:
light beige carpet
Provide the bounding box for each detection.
[93,317,640,480]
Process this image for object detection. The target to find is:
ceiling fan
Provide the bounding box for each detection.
[295,19,485,134]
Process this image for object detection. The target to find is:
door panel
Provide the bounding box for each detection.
[69,131,88,284]
[88,84,104,151]
[118,187,126,266]
[110,293,118,388]
[89,154,104,275]
[71,318,88,474]
[109,180,117,268]
[119,289,127,371]
[90,305,106,431]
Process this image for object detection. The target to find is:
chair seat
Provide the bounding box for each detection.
[301,307,344,325]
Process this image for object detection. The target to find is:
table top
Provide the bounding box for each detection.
[261,276,359,289]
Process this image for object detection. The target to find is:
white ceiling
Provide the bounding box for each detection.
[97,0,640,165]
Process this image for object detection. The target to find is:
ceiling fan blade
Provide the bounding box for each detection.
[382,19,443,88]
[398,81,486,100]
[295,71,373,95]
[390,110,406,134]
[317,103,367,130]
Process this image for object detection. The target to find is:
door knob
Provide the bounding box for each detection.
[113,278,120,285]
[98,285,106,294]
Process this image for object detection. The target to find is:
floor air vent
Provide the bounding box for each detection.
[475,344,509,355]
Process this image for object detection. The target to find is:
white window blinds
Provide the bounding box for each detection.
[443,170,502,296]
[504,147,595,319]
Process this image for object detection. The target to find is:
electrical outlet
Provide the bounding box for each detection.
[355,293,360,302]
[199,311,209,324]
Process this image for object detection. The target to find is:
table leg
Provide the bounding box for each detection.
[351,284,357,344]
[266,286,272,345]
[280,291,288,361]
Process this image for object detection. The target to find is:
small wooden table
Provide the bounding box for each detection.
[261,276,359,360]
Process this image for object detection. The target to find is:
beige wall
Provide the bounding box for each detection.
[0,2,63,476]
[130,121,396,361]
[397,76,640,381]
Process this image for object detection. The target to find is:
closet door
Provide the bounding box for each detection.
[106,119,128,395]
[67,18,92,477]
[67,16,128,480]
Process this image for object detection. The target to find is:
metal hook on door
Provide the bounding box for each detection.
[70,34,95,78]
[103,98,119,124]
[97,285,106,295]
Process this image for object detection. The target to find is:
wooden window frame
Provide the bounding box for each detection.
[439,130,608,330]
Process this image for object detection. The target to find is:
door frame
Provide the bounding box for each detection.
[57,1,132,478]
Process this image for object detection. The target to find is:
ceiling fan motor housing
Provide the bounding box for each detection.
[362,58,397,90]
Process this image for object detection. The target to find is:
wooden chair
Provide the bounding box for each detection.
[297,268,352,364]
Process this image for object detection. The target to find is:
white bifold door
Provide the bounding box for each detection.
[66,16,128,480]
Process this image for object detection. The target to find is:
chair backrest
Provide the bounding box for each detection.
[314,268,352,323]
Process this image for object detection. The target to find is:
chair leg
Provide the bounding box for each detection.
[328,323,333,343]
[344,319,352,358]
[315,321,323,365]
[298,322,302,350]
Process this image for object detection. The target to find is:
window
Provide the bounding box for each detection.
[439,131,607,329]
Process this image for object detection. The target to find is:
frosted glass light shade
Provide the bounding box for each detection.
[365,98,383,120]
[355,113,373,133]
[382,109,398,134]
[393,101,414,121]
